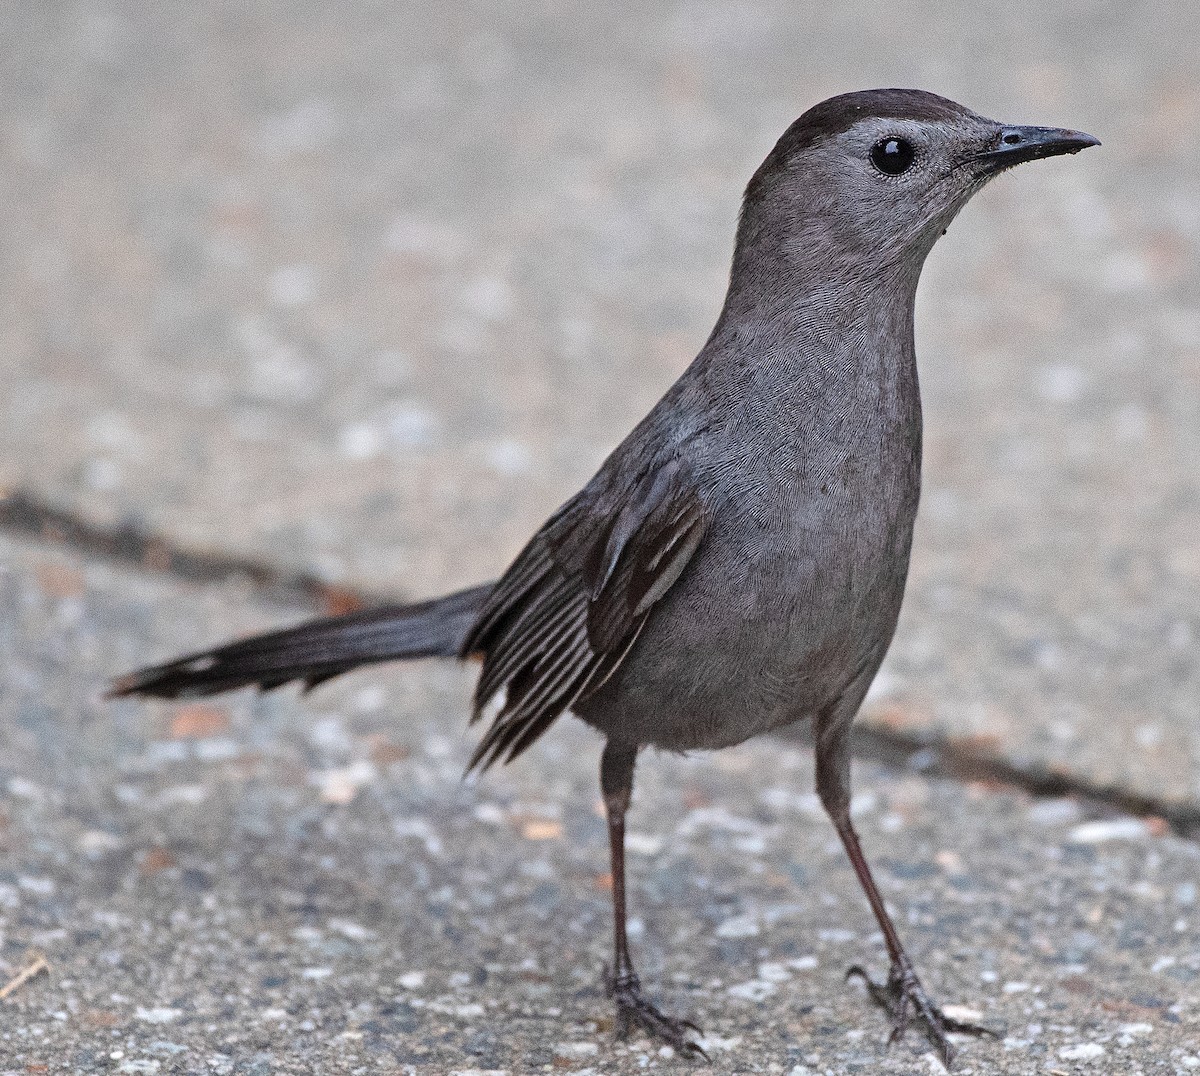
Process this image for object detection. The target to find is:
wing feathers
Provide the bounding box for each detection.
[472,574,579,708]
[462,460,707,773]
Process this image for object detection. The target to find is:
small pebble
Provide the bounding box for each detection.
[715,914,759,939]
[555,1041,600,1058]
[134,1008,181,1024]
[314,761,378,805]
[727,979,775,1001]
[757,962,791,983]
[625,832,663,855]
[1027,798,1082,826]
[328,918,372,941]
[700,1035,742,1052]
[1067,818,1149,844]
[941,1004,983,1023]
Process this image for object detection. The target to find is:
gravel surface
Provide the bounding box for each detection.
[3,535,1200,1073]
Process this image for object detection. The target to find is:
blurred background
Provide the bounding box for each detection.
[4,0,1197,798]
[1,2,1199,1071]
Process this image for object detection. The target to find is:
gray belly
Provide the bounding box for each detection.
[575,467,919,751]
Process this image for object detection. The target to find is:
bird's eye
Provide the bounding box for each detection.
[870,137,916,176]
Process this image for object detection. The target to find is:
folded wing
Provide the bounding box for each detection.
[460,458,707,772]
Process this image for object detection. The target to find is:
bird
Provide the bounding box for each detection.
[110,88,1099,1067]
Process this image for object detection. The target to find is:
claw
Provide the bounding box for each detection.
[606,970,709,1061]
[847,961,997,1068]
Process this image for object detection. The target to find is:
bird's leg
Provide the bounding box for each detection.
[600,741,707,1060]
[835,814,997,1063]
[815,725,996,1068]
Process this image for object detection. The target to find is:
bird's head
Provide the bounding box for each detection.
[737,88,1099,287]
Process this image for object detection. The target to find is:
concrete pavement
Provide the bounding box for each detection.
[4,533,1200,1073]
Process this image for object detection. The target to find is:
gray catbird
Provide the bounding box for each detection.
[111,89,1099,1065]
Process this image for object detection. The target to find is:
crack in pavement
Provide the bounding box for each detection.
[784,722,1200,839]
[0,488,370,614]
[7,485,1197,838]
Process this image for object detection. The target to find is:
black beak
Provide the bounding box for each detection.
[975,125,1101,172]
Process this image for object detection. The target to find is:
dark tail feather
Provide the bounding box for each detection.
[108,582,494,700]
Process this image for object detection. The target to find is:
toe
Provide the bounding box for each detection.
[845,962,998,1065]
[610,980,707,1059]
[938,1011,1000,1038]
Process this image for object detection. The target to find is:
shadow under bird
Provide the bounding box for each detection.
[111,88,1099,1066]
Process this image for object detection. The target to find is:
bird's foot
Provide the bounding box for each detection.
[847,960,997,1068]
[606,969,708,1061]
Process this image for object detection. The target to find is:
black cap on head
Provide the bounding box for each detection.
[766,89,974,162]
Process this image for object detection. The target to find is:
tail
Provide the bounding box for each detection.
[108,583,493,699]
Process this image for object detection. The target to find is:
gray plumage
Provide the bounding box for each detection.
[112,89,1099,1067]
